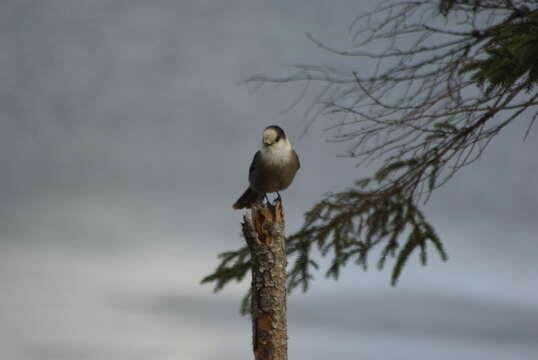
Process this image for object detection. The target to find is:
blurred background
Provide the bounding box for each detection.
[1,1,537,359]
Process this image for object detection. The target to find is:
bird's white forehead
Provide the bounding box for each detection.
[262,127,279,142]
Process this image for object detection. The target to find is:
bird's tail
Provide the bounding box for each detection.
[233,187,263,209]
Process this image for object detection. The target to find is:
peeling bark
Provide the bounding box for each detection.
[242,200,287,360]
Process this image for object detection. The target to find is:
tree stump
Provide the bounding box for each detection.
[242,200,287,360]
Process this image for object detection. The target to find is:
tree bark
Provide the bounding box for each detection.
[242,200,287,360]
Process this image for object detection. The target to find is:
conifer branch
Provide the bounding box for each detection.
[204,0,538,298]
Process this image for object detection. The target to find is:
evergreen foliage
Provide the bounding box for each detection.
[460,8,538,93]
[203,0,538,300]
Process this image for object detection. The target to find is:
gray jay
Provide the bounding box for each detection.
[233,125,300,209]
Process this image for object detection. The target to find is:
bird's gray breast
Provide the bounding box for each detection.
[249,149,299,193]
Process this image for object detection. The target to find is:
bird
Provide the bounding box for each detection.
[233,125,300,209]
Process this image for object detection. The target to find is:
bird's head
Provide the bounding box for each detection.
[262,125,286,147]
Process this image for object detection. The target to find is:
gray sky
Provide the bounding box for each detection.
[1,1,537,359]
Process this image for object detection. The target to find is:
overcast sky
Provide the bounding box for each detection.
[1,1,537,359]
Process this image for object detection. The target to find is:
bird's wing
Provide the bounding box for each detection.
[293,149,300,169]
[249,151,261,175]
